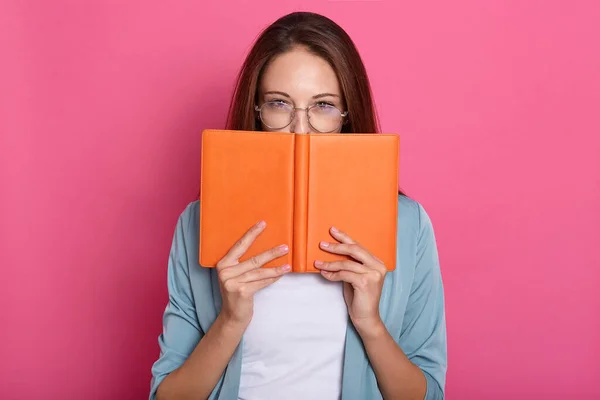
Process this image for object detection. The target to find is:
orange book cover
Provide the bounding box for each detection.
[198,129,399,273]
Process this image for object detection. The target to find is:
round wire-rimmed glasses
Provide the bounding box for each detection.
[255,100,348,133]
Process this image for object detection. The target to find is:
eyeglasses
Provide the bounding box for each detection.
[255,100,348,133]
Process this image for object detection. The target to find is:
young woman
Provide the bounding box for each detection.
[150,11,447,400]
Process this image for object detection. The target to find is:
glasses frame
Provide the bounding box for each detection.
[254,101,349,133]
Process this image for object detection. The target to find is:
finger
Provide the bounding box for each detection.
[220,244,289,279]
[320,270,364,286]
[314,259,366,274]
[238,263,292,283]
[329,226,358,244]
[218,221,266,268]
[244,276,283,293]
[319,241,372,264]
[328,227,386,268]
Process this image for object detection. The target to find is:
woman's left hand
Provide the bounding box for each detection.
[314,226,388,337]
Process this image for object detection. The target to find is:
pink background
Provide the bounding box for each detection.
[1,0,599,399]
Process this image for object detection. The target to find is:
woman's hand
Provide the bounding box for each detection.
[314,226,387,338]
[215,221,291,329]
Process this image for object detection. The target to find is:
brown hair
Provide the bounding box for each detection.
[224,11,405,195]
[225,11,379,133]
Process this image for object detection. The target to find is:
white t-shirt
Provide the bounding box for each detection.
[237,272,349,400]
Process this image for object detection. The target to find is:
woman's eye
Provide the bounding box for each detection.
[316,101,335,108]
[269,99,289,108]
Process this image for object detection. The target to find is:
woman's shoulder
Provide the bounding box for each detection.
[181,199,200,219]
[393,194,440,278]
[396,194,435,241]
[175,200,200,235]
[169,200,201,271]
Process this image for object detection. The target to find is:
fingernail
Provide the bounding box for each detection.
[330,226,339,233]
[257,221,266,228]
[320,241,329,248]
[278,244,289,252]
[280,264,291,272]
[314,260,324,267]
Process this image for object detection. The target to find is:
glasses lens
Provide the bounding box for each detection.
[260,101,293,129]
[308,104,343,132]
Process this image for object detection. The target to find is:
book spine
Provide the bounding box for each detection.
[292,134,309,272]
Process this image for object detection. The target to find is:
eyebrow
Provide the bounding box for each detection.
[264,91,341,99]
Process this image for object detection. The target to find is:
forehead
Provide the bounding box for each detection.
[259,48,342,97]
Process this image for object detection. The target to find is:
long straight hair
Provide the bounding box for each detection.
[224,11,405,195]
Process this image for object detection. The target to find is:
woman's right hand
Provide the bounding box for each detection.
[215,220,291,329]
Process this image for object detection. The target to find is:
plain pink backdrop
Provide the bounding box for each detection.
[1,0,599,399]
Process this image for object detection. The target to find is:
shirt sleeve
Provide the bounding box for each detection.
[398,203,448,399]
[149,205,204,400]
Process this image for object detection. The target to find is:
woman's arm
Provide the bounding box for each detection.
[356,322,428,399]
[150,206,229,400]
[316,203,447,400]
[360,204,447,400]
[149,207,290,400]
[155,315,246,400]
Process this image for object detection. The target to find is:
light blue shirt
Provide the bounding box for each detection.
[149,195,447,399]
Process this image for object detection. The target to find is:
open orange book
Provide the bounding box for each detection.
[198,129,399,273]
